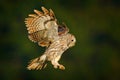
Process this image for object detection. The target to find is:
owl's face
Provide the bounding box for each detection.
[68,34,76,48]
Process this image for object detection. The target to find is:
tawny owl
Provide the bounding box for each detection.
[25,6,76,70]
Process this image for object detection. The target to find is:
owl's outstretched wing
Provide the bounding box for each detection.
[25,7,59,47]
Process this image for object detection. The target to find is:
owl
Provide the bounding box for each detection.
[25,7,76,70]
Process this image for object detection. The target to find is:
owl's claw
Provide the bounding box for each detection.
[59,65,65,70]
[53,64,65,70]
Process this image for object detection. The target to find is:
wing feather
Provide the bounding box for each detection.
[25,7,58,47]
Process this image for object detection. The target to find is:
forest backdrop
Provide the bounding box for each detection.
[0,0,120,80]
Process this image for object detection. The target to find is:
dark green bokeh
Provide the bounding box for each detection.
[0,0,120,80]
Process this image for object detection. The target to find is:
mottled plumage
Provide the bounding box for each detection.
[25,6,76,70]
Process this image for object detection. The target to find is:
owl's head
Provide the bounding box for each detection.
[67,34,76,48]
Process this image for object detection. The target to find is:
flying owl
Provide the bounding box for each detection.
[25,6,76,70]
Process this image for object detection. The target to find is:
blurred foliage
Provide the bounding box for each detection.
[0,0,120,80]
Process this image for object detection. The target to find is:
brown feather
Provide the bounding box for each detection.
[41,6,49,15]
[34,9,43,16]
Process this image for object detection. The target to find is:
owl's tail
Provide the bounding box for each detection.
[27,54,47,70]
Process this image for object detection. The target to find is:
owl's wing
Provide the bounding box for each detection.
[25,7,59,47]
[58,23,69,36]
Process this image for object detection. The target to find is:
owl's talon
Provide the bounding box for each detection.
[59,65,65,70]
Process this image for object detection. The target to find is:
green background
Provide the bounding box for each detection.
[0,0,120,80]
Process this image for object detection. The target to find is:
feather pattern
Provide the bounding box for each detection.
[25,6,76,70]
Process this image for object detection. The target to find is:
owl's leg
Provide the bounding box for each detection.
[51,55,65,70]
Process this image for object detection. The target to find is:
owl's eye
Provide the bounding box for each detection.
[71,40,74,41]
